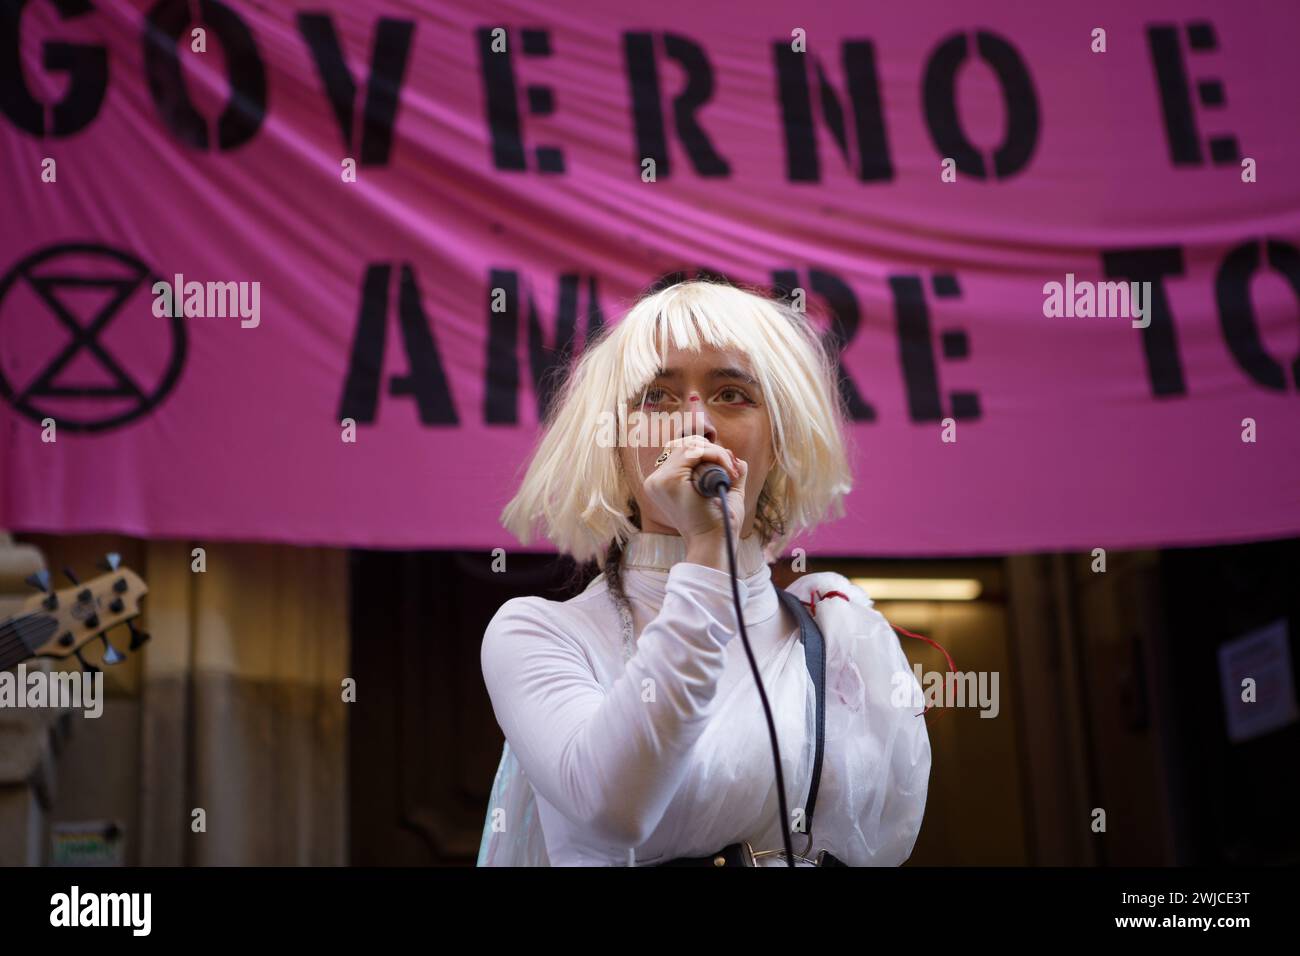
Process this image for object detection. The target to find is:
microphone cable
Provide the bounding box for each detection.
[695,463,796,867]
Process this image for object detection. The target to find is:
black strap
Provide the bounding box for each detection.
[773,584,826,835]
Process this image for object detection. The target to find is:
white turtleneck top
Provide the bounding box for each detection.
[479,530,931,866]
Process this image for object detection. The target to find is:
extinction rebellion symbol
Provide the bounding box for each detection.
[0,243,186,432]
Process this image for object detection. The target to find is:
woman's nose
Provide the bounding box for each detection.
[678,398,717,443]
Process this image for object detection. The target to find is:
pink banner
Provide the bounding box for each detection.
[2,0,1298,555]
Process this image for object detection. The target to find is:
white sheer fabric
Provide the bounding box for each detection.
[476,738,551,866]
[477,532,930,866]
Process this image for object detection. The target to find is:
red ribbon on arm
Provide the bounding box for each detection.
[801,589,958,721]
[889,621,958,721]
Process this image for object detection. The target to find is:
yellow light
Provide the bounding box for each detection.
[849,577,983,602]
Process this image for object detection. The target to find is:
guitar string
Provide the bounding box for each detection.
[1,617,117,653]
[3,619,130,641]
[3,603,137,660]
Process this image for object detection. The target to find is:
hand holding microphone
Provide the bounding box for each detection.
[691,459,732,498]
[640,435,748,547]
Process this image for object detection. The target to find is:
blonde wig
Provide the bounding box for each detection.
[499,279,855,569]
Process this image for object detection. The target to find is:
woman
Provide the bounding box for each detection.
[477,279,931,866]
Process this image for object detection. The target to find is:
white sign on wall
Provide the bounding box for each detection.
[1218,618,1299,744]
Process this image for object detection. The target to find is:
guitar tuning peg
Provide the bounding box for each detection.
[25,569,51,593]
[127,621,151,651]
[62,566,81,586]
[99,632,126,665]
[99,552,123,572]
[73,648,100,675]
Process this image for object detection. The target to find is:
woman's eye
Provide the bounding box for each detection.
[640,386,752,406]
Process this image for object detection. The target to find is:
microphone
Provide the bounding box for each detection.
[692,461,731,498]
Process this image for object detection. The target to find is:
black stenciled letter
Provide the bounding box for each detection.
[773,39,891,183]
[298,13,414,165]
[623,32,730,178]
[484,271,604,424]
[1101,247,1187,397]
[771,269,876,421]
[1146,22,1239,167]
[143,0,266,150]
[1216,240,1300,391]
[0,0,106,136]
[923,30,1038,179]
[887,274,979,422]
[339,264,458,425]
[476,27,563,173]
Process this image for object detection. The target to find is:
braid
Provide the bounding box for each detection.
[602,536,633,620]
[562,498,639,603]
[754,484,787,544]
[602,497,638,621]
